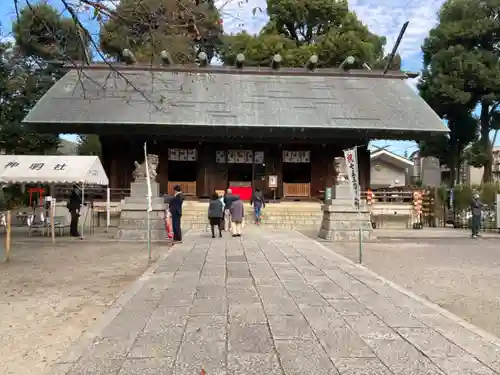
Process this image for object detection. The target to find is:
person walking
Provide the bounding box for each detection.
[208,192,224,238]
[67,184,82,237]
[229,196,244,237]
[250,187,265,224]
[169,185,184,242]
[470,193,483,238]
[223,188,238,231]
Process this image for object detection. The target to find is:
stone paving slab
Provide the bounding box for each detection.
[47,228,500,375]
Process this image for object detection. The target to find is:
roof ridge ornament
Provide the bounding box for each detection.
[271,54,281,70]
[198,51,208,67]
[306,55,318,71]
[160,50,172,65]
[339,56,355,70]
[236,53,245,68]
[122,49,136,65]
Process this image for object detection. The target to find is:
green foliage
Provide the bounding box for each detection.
[480,182,500,206]
[267,0,349,43]
[13,3,90,61]
[77,135,102,158]
[218,0,400,69]
[465,140,489,168]
[437,185,448,203]
[219,32,316,67]
[453,184,473,211]
[0,40,60,154]
[100,0,222,63]
[452,182,500,209]
[420,0,500,182]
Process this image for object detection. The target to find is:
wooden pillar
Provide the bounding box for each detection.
[326,144,336,188]
[265,145,282,198]
[158,141,169,194]
[311,145,326,199]
[99,135,111,184]
[197,143,211,198]
[276,145,283,198]
[108,137,119,189]
[358,145,370,191]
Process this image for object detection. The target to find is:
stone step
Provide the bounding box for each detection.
[187,223,320,230]
[181,210,322,215]
[181,214,323,220]
[179,202,323,231]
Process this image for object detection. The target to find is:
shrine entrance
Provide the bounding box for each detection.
[167,148,197,196]
[282,150,311,198]
[227,164,252,185]
[226,150,252,200]
[214,150,264,200]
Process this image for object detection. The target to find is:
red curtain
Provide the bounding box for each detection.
[229,186,252,200]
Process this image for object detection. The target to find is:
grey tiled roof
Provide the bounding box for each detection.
[24,67,447,134]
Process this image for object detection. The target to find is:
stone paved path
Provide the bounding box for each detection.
[50,228,500,375]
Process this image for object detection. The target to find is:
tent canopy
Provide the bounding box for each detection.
[0,155,109,185]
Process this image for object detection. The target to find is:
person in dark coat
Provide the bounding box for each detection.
[250,188,265,224]
[207,192,224,238]
[67,184,82,237]
[169,185,184,242]
[229,196,244,237]
[470,193,483,238]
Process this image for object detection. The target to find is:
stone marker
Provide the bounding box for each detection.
[116,154,166,241]
[318,157,374,241]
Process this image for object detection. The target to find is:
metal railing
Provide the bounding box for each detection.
[449,206,497,232]
[53,185,130,202]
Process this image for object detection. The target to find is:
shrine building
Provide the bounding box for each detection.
[23,57,447,200]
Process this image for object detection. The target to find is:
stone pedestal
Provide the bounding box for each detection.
[318,183,375,241]
[116,181,166,241]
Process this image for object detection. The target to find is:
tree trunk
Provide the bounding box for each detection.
[480,101,493,183]
[449,122,457,188]
[455,142,465,186]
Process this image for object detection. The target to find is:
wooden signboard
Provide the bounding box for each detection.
[268,175,278,189]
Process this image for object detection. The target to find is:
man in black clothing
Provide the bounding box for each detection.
[67,184,82,237]
[169,185,184,242]
[470,193,483,238]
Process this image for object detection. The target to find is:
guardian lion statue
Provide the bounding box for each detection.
[133,154,159,181]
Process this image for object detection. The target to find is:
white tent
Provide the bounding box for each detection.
[0,155,108,185]
[0,155,111,238]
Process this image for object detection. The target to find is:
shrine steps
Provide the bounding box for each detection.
[181,201,323,231]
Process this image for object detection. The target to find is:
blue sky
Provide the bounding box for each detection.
[0,0,448,155]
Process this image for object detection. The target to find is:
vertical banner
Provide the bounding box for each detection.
[343,147,361,209]
[144,142,152,212]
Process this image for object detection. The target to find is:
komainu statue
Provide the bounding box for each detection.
[133,154,159,181]
[334,156,348,184]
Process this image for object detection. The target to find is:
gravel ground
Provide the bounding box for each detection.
[0,236,169,375]
[325,237,500,336]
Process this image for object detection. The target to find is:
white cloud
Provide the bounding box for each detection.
[348,0,445,59]
[215,0,267,35]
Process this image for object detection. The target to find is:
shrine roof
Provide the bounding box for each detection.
[23,64,447,137]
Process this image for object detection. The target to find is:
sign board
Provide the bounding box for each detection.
[268,175,278,189]
[168,148,197,161]
[421,156,441,187]
[282,150,310,163]
[343,147,360,209]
